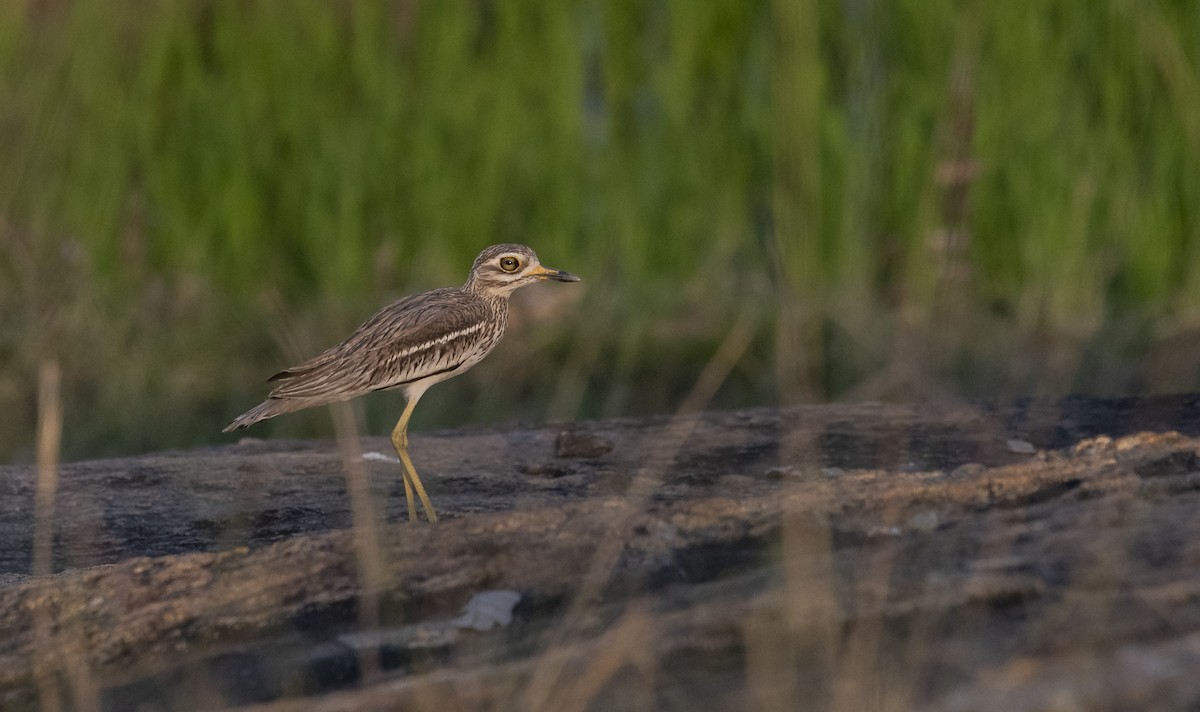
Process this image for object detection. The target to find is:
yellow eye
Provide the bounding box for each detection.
[499,256,520,272]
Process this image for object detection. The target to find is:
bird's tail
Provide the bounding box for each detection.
[223,398,318,432]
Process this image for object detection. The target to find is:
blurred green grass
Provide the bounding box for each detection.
[2,0,1199,461]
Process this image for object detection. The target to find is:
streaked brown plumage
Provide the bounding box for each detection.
[224,244,580,522]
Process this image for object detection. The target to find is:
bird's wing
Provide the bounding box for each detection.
[266,289,495,400]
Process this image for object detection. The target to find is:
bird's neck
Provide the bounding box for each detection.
[464,277,513,301]
[463,279,512,311]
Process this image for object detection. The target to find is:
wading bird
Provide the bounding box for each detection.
[225,244,580,522]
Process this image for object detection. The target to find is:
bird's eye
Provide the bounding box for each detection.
[499,256,520,273]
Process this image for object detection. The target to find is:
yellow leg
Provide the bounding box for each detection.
[398,447,437,522]
[400,458,417,523]
[390,395,438,523]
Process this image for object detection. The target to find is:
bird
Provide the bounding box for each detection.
[224,244,580,522]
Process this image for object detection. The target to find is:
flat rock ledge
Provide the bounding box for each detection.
[3,395,1200,711]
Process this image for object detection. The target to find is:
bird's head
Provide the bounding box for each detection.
[465,244,580,296]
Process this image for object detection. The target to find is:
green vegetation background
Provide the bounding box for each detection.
[2,0,1199,462]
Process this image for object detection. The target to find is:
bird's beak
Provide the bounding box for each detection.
[530,264,581,282]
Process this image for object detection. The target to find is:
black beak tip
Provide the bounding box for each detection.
[550,270,580,283]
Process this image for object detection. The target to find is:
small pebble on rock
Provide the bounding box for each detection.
[555,430,615,458]
[1006,439,1037,454]
[907,510,941,532]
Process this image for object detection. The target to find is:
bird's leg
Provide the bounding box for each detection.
[389,417,416,522]
[398,447,437,522]
[390,395,438,523]
[399,449,417,522]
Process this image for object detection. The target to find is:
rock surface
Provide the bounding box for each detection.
[3,395,1200,711]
